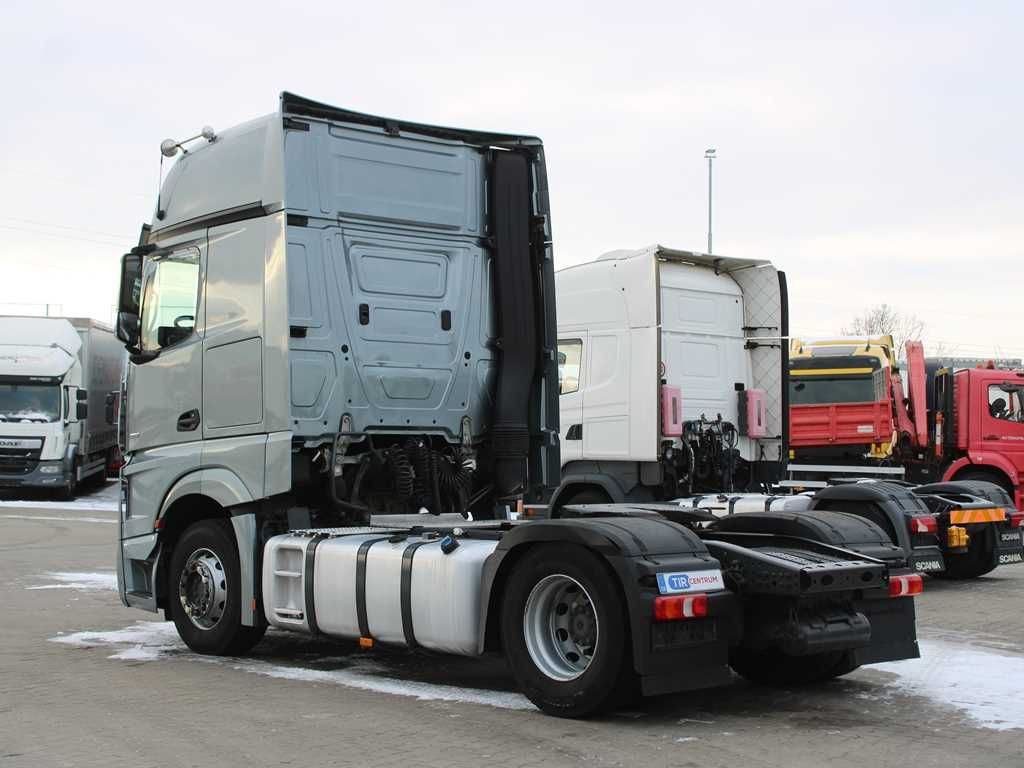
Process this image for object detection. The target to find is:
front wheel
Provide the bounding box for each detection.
[168,519,266,655]
[500,544,634,717]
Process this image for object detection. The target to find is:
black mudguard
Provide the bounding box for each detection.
[705,507,920,666]
[478,513,741,696]
[809,482,946,575]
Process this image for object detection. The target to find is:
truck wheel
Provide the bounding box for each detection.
[169,519,266,655]
[950,469,1014,500]
[933,537,997,580]
[59,461,78,501]
[501,544,633,717]
[729,648,858,686]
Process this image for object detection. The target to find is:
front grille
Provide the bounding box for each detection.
[0,450,40,475]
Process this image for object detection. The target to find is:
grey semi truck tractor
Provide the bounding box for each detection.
[115,93,922,717]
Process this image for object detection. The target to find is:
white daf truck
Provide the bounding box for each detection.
[0,316,123,497]
[550,247,788,508]
[114,93,921,718]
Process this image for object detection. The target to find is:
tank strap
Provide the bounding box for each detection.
[303,533,329,636]
[400,540,431,649]
[355,537,394,640]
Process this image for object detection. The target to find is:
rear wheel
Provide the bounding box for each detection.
[729,648,858,686]
[169,519,266,655]
[933,536,997,579]
[500,544,634,717]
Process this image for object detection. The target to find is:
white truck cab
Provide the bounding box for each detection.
[551,246,789,508]
[0,316,122,496]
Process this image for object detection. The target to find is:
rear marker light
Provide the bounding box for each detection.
[654,593,708,621]
[909,515,938,534]
[889,573,924,598]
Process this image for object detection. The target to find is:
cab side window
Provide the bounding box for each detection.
[558,340,582,395]
[988,384,1024,423]
[139,249,201,353]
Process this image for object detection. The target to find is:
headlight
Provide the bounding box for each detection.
[39,465,62,474]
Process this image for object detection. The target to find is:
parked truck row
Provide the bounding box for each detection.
[111,93,930,717]
[787,336,1024,578]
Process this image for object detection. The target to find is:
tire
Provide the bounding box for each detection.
[932,536,998,580]
[500,544,634,717]
[950,469,1014,500]
[59,460,78,501]
[729,648,858,686]
[168,519,266,655]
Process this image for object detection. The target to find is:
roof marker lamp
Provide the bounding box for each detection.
[156,126,217,220]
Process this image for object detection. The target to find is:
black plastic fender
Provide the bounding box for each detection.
[709,507,906,564]
[548,472,627,509]
[913,480,1015,509]
[477,514,738,692]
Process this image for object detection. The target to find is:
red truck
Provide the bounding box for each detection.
[789,342,1024,577]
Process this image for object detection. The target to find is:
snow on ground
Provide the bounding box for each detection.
[26,571,117,591]
[874,639,1024,731]
[2,514,115,524]
[0,479,119,512]
[52,621,535,711]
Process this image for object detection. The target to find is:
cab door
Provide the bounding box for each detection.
[982,380,1024,483]
[557,336,586,464]
[122,236,206,541]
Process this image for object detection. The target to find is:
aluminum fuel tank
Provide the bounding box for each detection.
[264,531,498,656]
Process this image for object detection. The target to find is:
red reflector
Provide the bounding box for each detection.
[889,573,924,598]
[654,593,708,621]
[1010,511,1024,529]
[909,515,937,534]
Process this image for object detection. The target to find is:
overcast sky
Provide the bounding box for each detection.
[1,1,1020,359]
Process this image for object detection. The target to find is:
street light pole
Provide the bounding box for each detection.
[705,148,716,254]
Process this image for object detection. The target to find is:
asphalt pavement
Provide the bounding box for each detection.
[1,483,1022,768]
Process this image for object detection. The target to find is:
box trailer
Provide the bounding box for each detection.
[0,316,123,496]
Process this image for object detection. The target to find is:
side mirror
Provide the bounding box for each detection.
[76,402,89,420]
[76,389,88,402]
[116,251,143,350]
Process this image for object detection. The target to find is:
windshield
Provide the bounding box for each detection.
[790,375,877,405]
[0,383,61,423]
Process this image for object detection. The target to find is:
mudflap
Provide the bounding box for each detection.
[850,589,920,666]
[993,523,1024,567]
[907,545,945,575]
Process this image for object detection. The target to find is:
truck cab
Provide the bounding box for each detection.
[788,335,898,463]
[928,364,1024,509]
[551,246,788,507]
[0,316,121,496]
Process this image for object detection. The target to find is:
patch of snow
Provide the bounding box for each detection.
[674,737,699,743]
[873,639,1024,731]
[52,621,535,712]
[0,499,118,512]
[1,514,116,523]
[26,571,117,591]
[231,658,535,711]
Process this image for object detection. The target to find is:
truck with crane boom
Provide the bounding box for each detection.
[788,338,1024,578]
[114,93,922,717]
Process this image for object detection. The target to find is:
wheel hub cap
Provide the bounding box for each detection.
[523,574,599,681]
[178,548,227,630]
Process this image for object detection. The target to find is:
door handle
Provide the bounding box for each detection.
[177,409,201,432]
